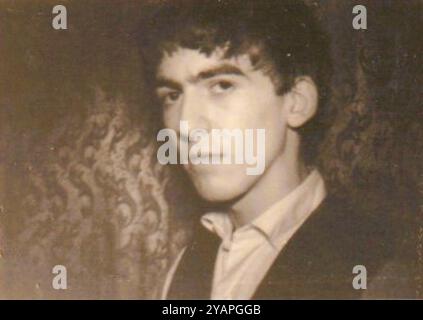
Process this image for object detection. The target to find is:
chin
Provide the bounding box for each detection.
[186,164,256,203]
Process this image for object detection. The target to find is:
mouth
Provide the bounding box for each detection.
[185,153,230,171]
[196,153,227,161]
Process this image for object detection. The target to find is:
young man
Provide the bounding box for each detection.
[138,0,415,299]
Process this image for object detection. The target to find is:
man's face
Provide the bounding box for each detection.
[155,47,291,202]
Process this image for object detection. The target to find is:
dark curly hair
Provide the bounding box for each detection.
[137,0,332,164]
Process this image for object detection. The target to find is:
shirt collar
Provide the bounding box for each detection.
[251,169,326,248]
[201,169,327,248]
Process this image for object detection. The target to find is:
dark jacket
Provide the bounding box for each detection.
[167,194,418,299]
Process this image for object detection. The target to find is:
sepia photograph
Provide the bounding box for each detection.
[0,0,421,301]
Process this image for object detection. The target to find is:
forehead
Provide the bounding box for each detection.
[156,47,256,82]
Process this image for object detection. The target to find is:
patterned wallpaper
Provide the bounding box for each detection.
[0,0,421,298]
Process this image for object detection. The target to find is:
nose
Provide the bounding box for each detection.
[179,88,211,135]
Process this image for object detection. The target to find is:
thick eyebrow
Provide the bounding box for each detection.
[196,63,247,81]
[154,78,183,91]
[154,63,247,90]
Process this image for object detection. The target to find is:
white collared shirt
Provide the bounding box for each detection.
[162,169,326,299]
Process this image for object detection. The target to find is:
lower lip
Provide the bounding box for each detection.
[186,155,228,170]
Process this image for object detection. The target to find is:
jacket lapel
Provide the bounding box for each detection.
[253,194,395,299]
[166,223,220,299]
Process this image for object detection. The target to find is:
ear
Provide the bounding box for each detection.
[284,76,318,128]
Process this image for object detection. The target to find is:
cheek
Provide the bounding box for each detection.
[241,94,287,161]
[227,91,284,132]
[213,93,263,129]
[262,100,287,154]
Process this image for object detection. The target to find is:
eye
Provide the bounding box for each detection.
[210,80,235,94]
[157,90,182,106]
[166,91,181,102]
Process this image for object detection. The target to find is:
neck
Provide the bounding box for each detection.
[229,133,309,229]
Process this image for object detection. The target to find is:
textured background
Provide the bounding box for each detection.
[0,0,421,298]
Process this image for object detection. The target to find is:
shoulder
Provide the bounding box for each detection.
[288,193,397,261]
[274,192,417,298]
